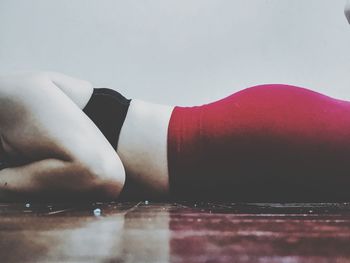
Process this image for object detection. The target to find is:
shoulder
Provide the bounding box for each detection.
[0,72,54,127]
[0,71,54,102]
[0,71,94,109]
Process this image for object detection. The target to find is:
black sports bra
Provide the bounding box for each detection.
[83,88,131,150]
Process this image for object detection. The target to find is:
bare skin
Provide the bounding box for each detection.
[117,99,173,199]
[0,72,125,201]
[46,72,174,199]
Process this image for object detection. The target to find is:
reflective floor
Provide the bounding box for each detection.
[1,202,350,262]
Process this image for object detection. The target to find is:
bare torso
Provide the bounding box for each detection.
[117,99,174,199]
[46,72,174,199]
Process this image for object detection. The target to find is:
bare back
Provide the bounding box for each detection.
[0,72,125,201]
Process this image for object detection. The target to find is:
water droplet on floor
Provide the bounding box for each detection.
[93,208,101,216]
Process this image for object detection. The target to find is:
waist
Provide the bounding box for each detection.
[117,99,174,197]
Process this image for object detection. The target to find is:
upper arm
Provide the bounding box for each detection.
[0,73,125,186]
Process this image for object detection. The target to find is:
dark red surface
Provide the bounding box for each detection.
[168,85,350,201]
[1,202,350,262]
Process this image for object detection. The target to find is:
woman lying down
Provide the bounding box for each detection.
[1,71,350,202]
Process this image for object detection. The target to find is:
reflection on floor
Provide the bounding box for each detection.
[1,202,350,262]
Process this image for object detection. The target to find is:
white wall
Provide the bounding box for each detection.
[0,0,350,105]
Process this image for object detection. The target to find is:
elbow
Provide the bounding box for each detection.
[76,155,126,200]
[98,157,126,200]
[94,156,126,200]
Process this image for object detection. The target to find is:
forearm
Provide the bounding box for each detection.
[0,158,121,201]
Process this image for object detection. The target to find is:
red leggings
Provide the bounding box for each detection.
[167,85,350,201]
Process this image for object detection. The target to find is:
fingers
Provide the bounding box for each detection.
[46,71,94,109]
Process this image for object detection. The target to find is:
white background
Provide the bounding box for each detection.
[0,0,350,105]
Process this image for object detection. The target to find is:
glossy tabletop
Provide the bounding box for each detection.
[1,202,350,262]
